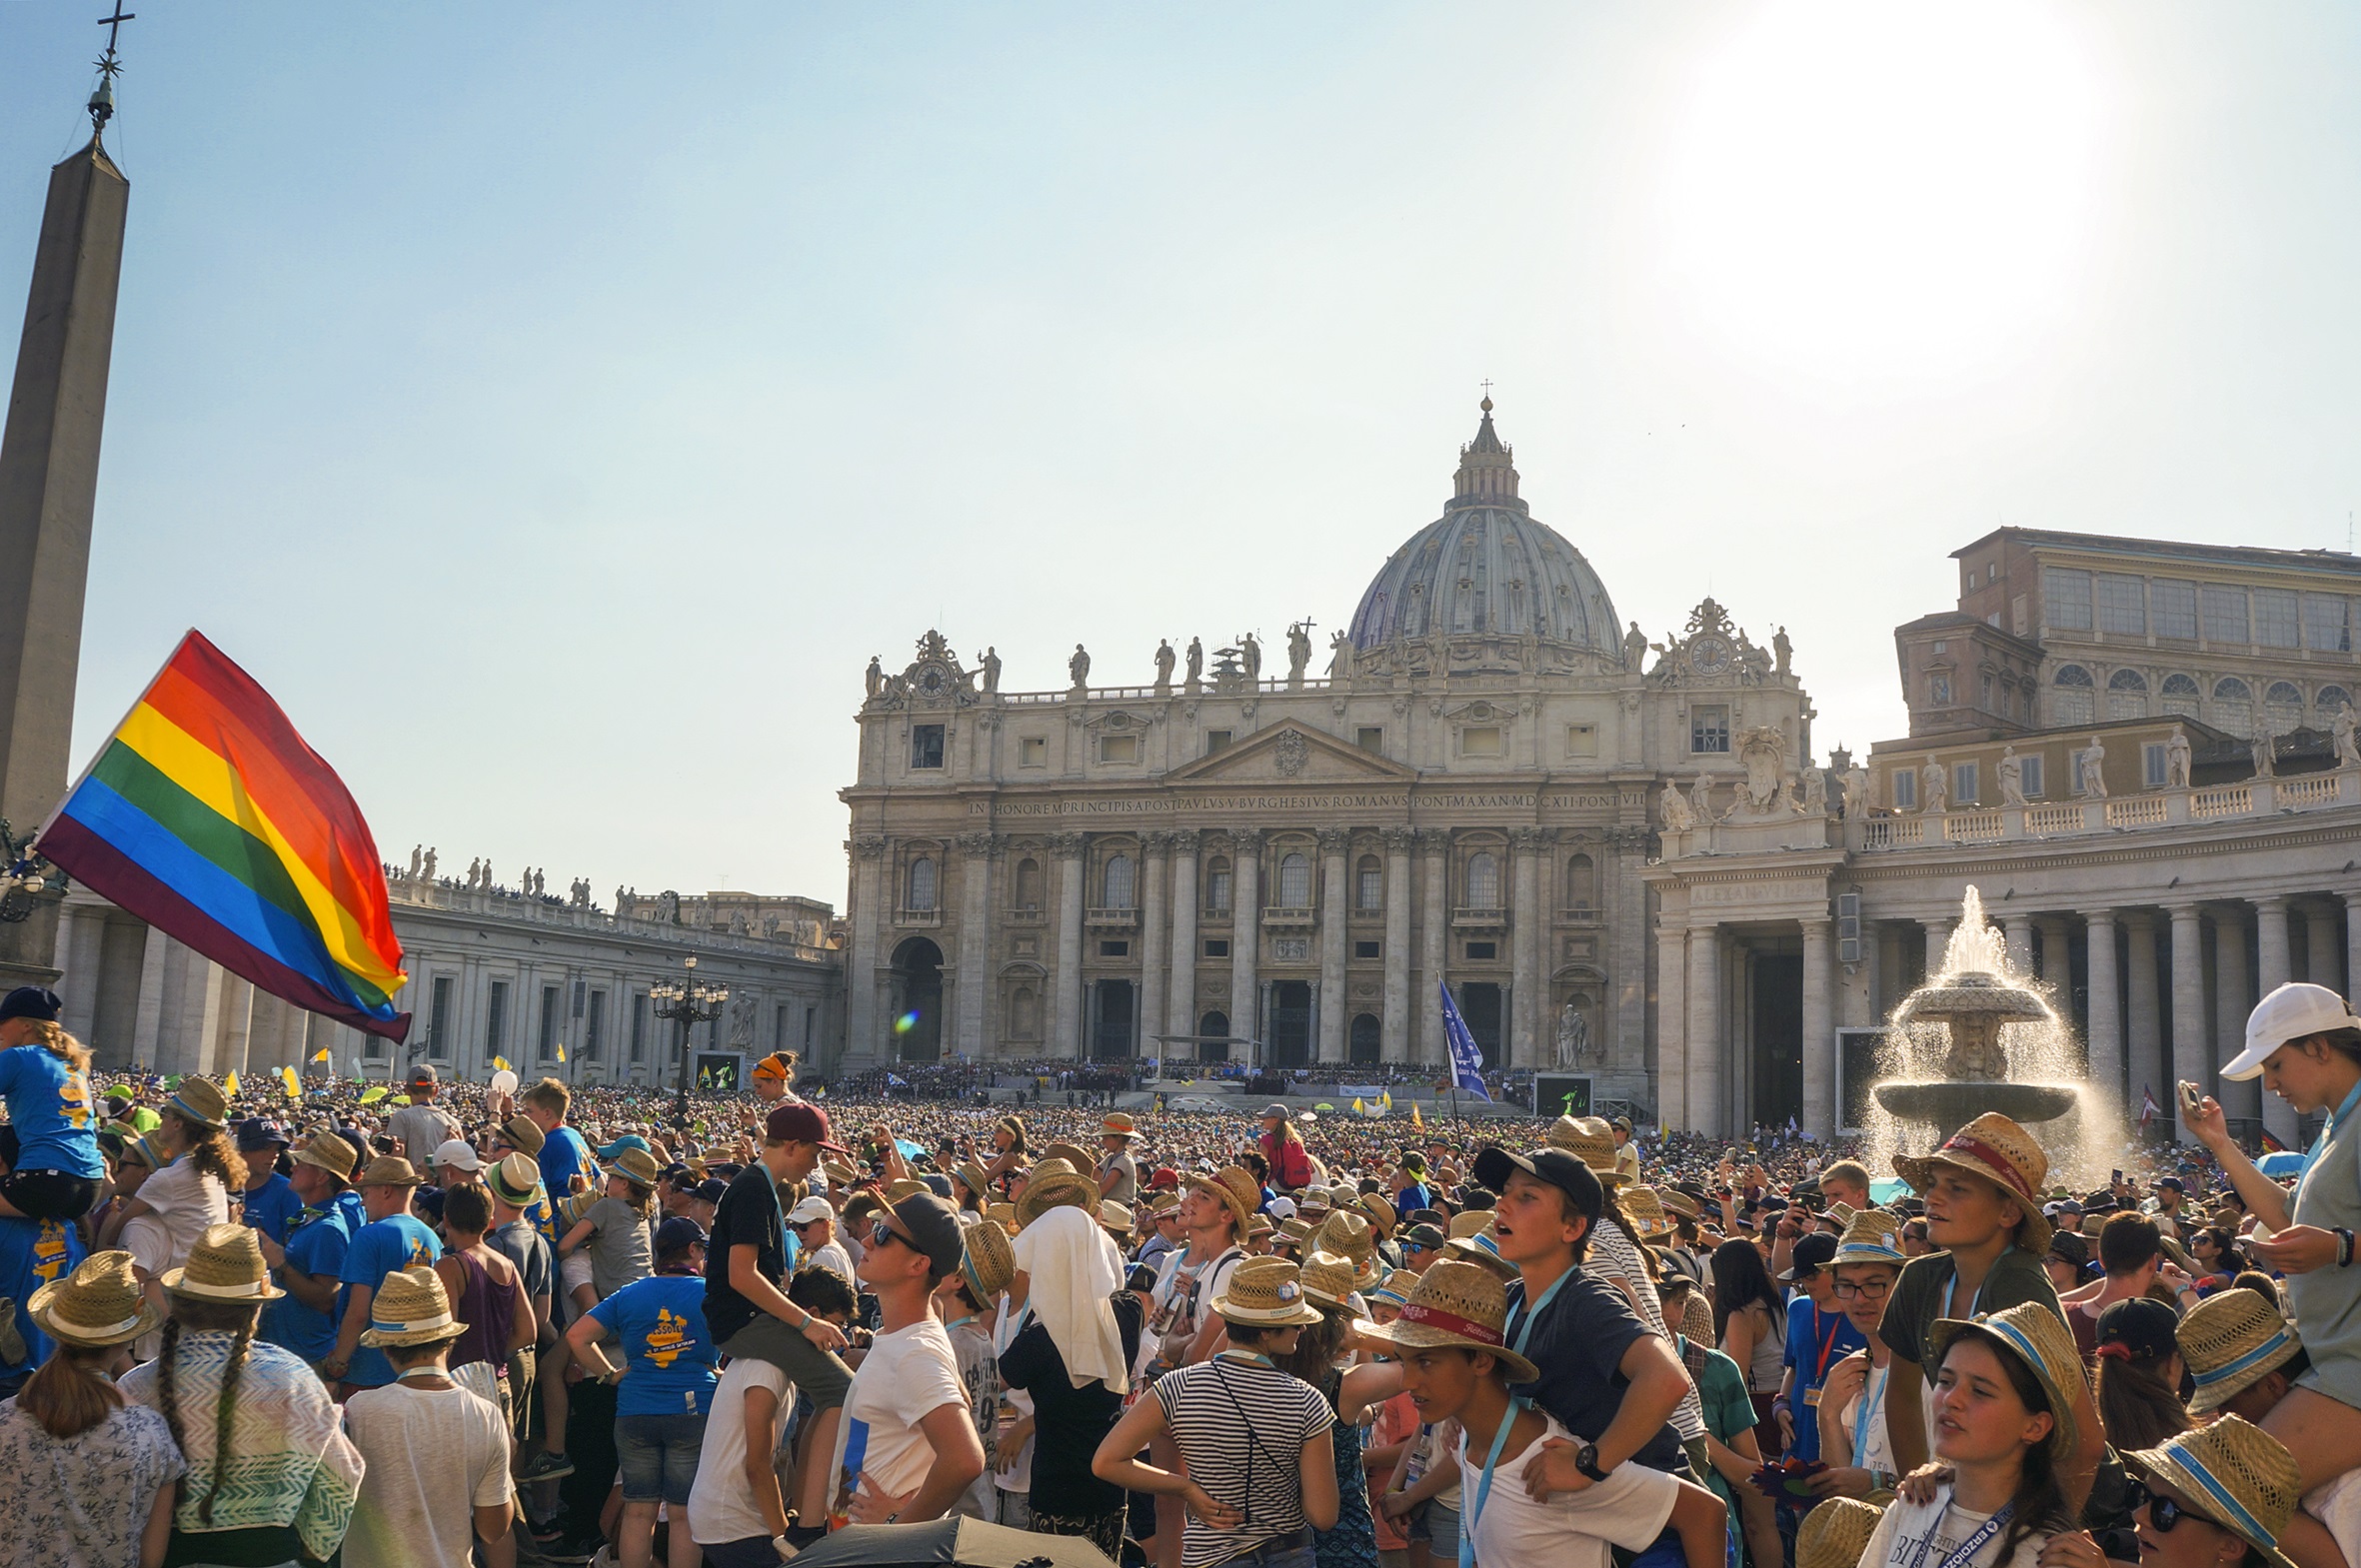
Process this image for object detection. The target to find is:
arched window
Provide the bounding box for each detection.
[2320,686,2353,714]
[1348,1013,1381,1066]
[2265,682,2303,736]
[2108,669,2147,689]
[2215,677,2253,699]
[2106,668,2149,721]
[2213,677,2253,735]
[1010,985,1039,1039]
[1013,857,1042,912]
[1564,852,1596,912]
[2054,665,2094,685]
[906,856,937,911]
[1204,856,1232,913]
[1102,853,1135,909]
[1197,1010,1230,1061]
[2161,673,2200,717]
[1355,855,1383,911]
[1466,851,1500,909]
[1277,852,1311,906]
[2051,664,2094,725]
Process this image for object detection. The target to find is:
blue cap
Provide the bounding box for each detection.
[654,1215,709,1255]
[233,1117,290,1151]
[597,1134,652,1159]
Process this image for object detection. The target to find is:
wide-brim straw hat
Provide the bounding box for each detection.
[1656,1186,1701,1221]
[359,1265,469,1348]
[2123,1417,2302,1568]
[885,1177,930,1205]
[356,1154,425,1188]
[160,1222,285,1303]
[1796,1497,1886,1568]
[2180,1289,2306,1416]
[606,1147,661,1189]
[29,1250,165,1347]
[1206,1255,1325,1327]
[1299,1249,1359,1311]
[1620,1186,1674,1240]
[1442,1225,1521,1283]
[961,1216,1017,1301]
[983,1201,1019,1236]
[1358,1192,1397,1237]
[1311,1210,1383,1289]
[165,1076,229,1130]
[1018,1161,1100,1228]
[486,1151,545,1207]
[1102,1200,1136,1234]
[1544,1117,1628,1186]
[1361,1258,1539,1382]
[1833,1210,1909,1267]
[1182,1163,1260,1234]
[1925,1301,2083,1461]
[1893,1112,2052,1253]
[1368,1268,1420,1309]
[1276,1215,1313,1249]
[1101,1112,1143,1140]
[1446,1209,1494,1241]
[1043,1141,1097,1176]
[953,1161,994,1200]
[292,1129,360,1183]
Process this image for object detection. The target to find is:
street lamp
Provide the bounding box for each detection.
[652,955,728,1127]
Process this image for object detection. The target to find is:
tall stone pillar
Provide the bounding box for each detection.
[1167,830,1199,1040]
[2168,903,2206,1142]
[2214,908,2258,1125]
[1609,826,1652,1071]
[2084,910,2122,1103]
[1316,828,1350,1063]
[1801,918,1834,1137]
[1656,918,1688,1127]
[0,136,129,988]
[2002,916,2034,978]
[2125,912,2163,1106]
[1380,828,1413,1062]
[1051,832,1087,1058]
[2257,896,2298,1145]
[2348,891,2361,1009]
[1923,919,1952,978]
[2035,916,2072,987]
[2305,901,2344,993]
[1510,828,1545,1068]
[1228,830,1262,1054]
[1686,922,1722,1136]
[954,831,996,1059]
[846,836,888,1069]
[1417,830,1448,1063]
[1139,832,1169,1065]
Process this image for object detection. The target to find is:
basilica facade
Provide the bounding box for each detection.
[835,403,1818,1115]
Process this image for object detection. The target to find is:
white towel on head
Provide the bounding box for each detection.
[1012,1200,1129,1390]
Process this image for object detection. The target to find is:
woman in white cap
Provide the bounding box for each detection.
[2190,980,2361,1505]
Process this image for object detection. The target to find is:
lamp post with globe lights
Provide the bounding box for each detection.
[651,955,728,1126]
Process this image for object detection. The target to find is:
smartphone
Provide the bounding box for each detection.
[2178,1080,2205,1116]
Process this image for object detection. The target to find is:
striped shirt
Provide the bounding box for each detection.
[1154,1355,1331,1568]
[1587,1215,1708,1442]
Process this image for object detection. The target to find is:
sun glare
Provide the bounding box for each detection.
[1656,1,2105,385]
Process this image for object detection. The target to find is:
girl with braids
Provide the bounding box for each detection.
[121,1223,363,1568]
[0,985,104,1221]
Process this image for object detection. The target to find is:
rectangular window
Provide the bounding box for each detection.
[2304,594,2352,653]
[2020,754,2044,797]
[2151,580,2198,640]
[585,989,606,1061]
[1099,734,1140,764]
[1203,937,1229,958]
[1204,730,1232,755]
[2096,574,2146,635]
[1460,726,1501,757]
[804,1007,816,1048]
[776,1003,791,1049]
[486,979,509,1057]
[2043,567,2093,631]
[2201,585,2249,644]
[1100,940,1129,957]
[2254,589,2300,649]
[1019,736,1047,768]
[1891,769,1917,809]
[1206,867,1231,911]
[1356,727,1385,753]
[1466,940,1497,960]
[2143,744,2168,788]
[1354,939,1381,958]
[1952,762,1978,805]
[1689,705,1730,754]
[539,983,560,1058]
[911,724,946,769]
[1565,724,1597,758]
[630,993,648,1063]
[1980,674,1994,710]
[429,976,455,1059]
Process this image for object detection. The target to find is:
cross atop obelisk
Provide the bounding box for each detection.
[89,9,137,136]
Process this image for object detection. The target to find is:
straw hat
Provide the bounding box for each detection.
[159,1222,285,1303]
[1656,1186,1701,1221]
[1043,1141,1097,1176]
[1101,1111,1143,1141]
[1312,1209,1382,1289]
[1620,1186,1674,1240]
[2123,1417,2302,1568]
[606,1147,661,1189]
[1446,1209,1493,1241]
[1102,1200,1135,1234]
[1276,1215,1313,1250]
[28,1250,164,1347]
[1442,1223,1521,1283]
[291,1129,360,1183]
[1820,1201,1859,1234]
[1924,1301,2083,1460]
[1832,1211,1908,1267]
[1017,1160,1100,1228]
[165,1076,228,1130]
[1299,1249,1359,1311]
[953,1160,994,1201]
[2180,1289,2305,1416]
[357,1154,425,1188]
[486,1151,544,1207]
[885,1177,930,1205]
[1206,1255,1324,1327]
[1182,1163,1260,1234]
[1796,1497,1886,1568]
[1543,1118,1627,1186]
[1893,1113,2052,1252]
[983,1201,1019,1235]
[1361,1259,1539,1382]
[1358,1192,1397,1237]
[359,1265,468,1348]
[960,1217,1017,1302]
[1368,1268,1420,1309]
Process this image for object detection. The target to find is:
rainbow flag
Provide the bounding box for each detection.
[38,632,410,1039]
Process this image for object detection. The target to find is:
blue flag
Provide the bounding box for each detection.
[1439,980,1492,1101]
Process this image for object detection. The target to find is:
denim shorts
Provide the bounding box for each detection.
[615,1411,707,1504]
[1416,1503,1459,1559]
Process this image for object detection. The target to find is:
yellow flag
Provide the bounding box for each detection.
[1352,1096,1366,1114]
[223,1070,239,1098]
[556,1043,566,1062]
[311,1047,330,1063]
[1411,1102,1424,1130]
[279,1064,300,1099]
[493,1055,511,1072]
[1381,1090,1393,1111]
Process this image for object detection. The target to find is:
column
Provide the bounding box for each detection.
[1228,830,1262,1054]
[2257,896,2297,1145]
[1923,919,1952,978]
[1051,832,1087,1058]
[2084,910,2122,1103]
[1417,830,1448,1064]
[846,836,888,1069]
[1801,918,1834,1137]
[1656,918,1688,1127]
[954,831,996,1059]
[2035,916,2072,988]
[2348,891,2361,1007]
[131,920,167,1070]
[1380,827,1413,1061]
[2214,908,2257,1125]
[1510,828,1545,1068]
[1167,830,1199,1040]
[2125,912,2163,1105]
[2305,901,2344,994]
[1686,922,1723,1136]
[1609,826,1652,1071]
[2168,903,2206,1142]
[1316,828,1350,1063]
[1139,834,1169,1063]
[2002,915,2034,978]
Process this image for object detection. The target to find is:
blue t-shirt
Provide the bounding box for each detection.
[1394,1182,1434,1221]
[0,1044,102,1178]
[0,1213,86,1374]
[587,1272,719,1417]
[1781,1296,1867,1463]
[236,1171,304,1246]
[540,1125,594,1200]
[340,1213,442,1386]
[264,1200,354,1362]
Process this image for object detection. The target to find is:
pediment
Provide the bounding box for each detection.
[1166,721,1418,784]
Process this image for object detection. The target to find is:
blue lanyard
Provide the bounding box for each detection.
[1457,1402,1525,1568]
[1507,1266,1573,1357]
[1904,1497,2015,1568]
[2302,1077,2361,1182]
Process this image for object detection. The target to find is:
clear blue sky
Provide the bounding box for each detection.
[3,3,2357,909]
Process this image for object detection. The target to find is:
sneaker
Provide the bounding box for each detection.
[517,1449,576,1482]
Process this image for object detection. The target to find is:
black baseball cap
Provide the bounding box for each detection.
[1471,1144,1603,1225]
[887,1192,967,1283]
[694,1177,730,1205]
[1781,1232,1838,1281]
[764,1099,849,1152]
[654,1215,709,1255]
[0,985,60,1023]
[233,1117,291,1152]
[2097,1296,2178,1360]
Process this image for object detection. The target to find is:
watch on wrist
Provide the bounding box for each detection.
[1574,1442,1609,1483]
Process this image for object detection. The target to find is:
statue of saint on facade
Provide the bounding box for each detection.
[866,656,885,700]
[2166,727,2193,787]
[408,844,423,882]
[1660,781,1697,832]
[1153,639,1176,693]
[1285,622,1312,687]
[467,856,483,888]
[977,647,1002,694]
[1773,625,1792,677]
[1185,636,1203,690]
[1841,764,1872,818]
[1798,765,1828,816]
[2078,737,2108,798]
[1069,644,1092,690]
[1996,748,2025,806]
[1327,629,1351,681]
[2338,704,2361,770]
[421,846,437,880]
[1688,770,1717,825]
[1622,621,1649,673]
[1921,757,1947,814]
[1554,1000,1589,1069]
[1240,633,1261,684]
[2252,720,2277,779]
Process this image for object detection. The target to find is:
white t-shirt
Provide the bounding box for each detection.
[808,1239,855,1283]
[137,1156,229,1271]
[1836,1359,1897,1478]
[689,1356,794,1546]
[341,1383,513,1568]
[1860,1487,2052,1568]
[2303,1468,2361,1567]
[1456,1411,1679,1568]
[992,1300,1036,1494]
[830,1316,969,1520]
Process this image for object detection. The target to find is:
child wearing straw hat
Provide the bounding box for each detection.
[1811,1211,1911,1503]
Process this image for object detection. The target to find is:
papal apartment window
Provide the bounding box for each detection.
[1204,730,1233,755]
[2202,585,2250,645]
[2096,574,2146,636]
[2152,580,2198,641]
[1892,769,1917,810]
[1019,736,1047,768]
[2255,590,2300,650]
[2043,567,2093,631]
[1689,705,1729,755]
[1203,937,1229,958]
[1460,726,1501,758]
[911,724,945,770]
[2304,595,2352,653]
[1100,734,1140,764]
[2143,744,2168,788]
[1952,763,1978,805]
[1356,727,1384,753]
[2019,754,2044,797]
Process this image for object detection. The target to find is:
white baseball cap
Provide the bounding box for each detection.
[1265,1195,1298,1221]
[786,1194,837,1225]
[2222,982,2361,1080]
[431,1138,483,1172]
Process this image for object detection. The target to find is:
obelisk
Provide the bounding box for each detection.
[0,89,131,986]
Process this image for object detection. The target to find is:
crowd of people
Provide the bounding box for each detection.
[3,975,2361,1568]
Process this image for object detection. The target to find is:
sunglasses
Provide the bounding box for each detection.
[869,1219,913,1252]
[2126,1482,2201,1534]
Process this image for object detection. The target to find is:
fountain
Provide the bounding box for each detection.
[1871,886,2094,1154]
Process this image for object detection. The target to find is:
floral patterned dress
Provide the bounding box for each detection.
[0,1396,185,1568]
[1313,1372,1380,1568]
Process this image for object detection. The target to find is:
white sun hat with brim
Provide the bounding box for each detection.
[2222,983,2361,1080]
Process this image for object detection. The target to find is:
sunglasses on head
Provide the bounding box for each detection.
[2126,1482,2202,1534]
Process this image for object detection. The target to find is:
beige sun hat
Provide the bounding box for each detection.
[1312,1209,1383,1289]
[984,1201,1019,1235]
[1544,1117,1627,1187]
[290,1129,360,1183]
[164,1076,229,1130]
[960,1216,1017,1301]
[486,1151,545,1207]
[1620,1186,1674,1240]
[1362,1258,1540,1382]
[1358,1191,1397,1237]
[884,1177,930,1205]
[1656,1186,1701,1221]
[1206,1255,1325,1327]
[1368,1267,1421,1309]
[1441,1222,1521,1282]
[1298,1249,1359,1311]
[1275,1215,1313,1250]
[1017,1160,1100,1228]
[1101,1200,1136,1234]
[953,1160,994,1201]
[1832,1210,1908,1267]
[359,1265,468,1348]
[1183,1163,1260,1235]
[160,1222,285,1303]
[28,1250,164,1347]
[1796,1497,1886,1568]
[1925,1300,2084,1460]
[2123,1417,2302,1568]
[1042,1141,1097,1176]
[1446,1209,1493,1241]
[2180,1289,2305,1416]
[605,1147,662,1189]
[356,1154,425,1189]
[1893,1112,2052,1252]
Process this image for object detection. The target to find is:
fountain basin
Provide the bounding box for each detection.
[1873,1080,2081,1141]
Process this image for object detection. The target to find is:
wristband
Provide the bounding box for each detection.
[2338,1228,2355,1268]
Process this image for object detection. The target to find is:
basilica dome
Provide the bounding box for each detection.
[1346,400,1621,659]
